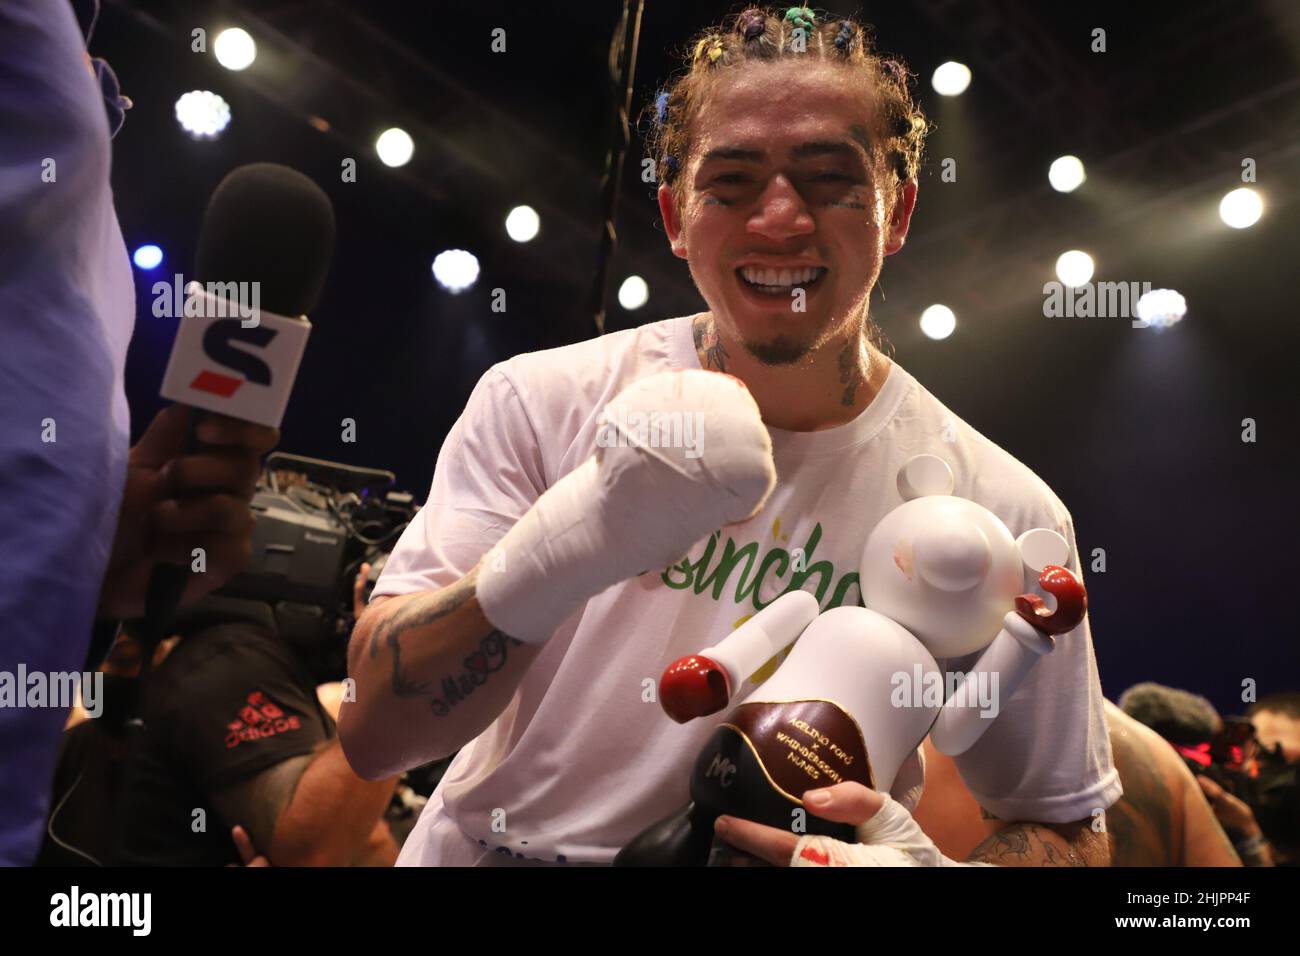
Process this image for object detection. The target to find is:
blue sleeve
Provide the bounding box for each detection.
[0,0,136,864]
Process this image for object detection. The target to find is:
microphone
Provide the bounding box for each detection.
[143,164,336,648]
[159,162,336,425]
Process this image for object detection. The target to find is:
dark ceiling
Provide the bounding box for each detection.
[93,0,1300,710]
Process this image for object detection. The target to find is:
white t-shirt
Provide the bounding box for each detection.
[375,313,1123,866]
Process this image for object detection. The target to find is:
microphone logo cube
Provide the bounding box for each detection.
[160,283,312,427]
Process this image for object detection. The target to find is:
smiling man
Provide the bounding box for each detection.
[341,7,1120,866]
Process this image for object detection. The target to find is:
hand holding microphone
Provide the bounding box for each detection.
[129,163,335,636]
[476,368,776,644]
[96,405,278,620]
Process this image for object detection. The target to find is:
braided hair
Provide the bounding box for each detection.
[644,6,930,209]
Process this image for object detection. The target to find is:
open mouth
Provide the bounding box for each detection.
[735,265,829,297]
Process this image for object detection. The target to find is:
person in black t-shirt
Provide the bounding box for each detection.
[43,595,400,867]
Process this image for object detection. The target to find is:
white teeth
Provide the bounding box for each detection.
[739,266,824,287]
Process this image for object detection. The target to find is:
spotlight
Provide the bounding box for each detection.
[919,304,956,340]
[432,250,479,293]
[1219,187,1263,229]
[1135,288,1187,329]
[132,244,163,270]
[1048,156,1086,193]
[505,206,540,243]
[1055,250,1094,288]
[376,128,414,168]
[174,91,231,139]
[618,276,649,310]
[213,28,256,71]
[931,62,971,96]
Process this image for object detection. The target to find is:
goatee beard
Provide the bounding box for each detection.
[742,335,813,366]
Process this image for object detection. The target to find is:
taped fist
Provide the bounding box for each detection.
[477,370,776,644]
[592,369,775,570]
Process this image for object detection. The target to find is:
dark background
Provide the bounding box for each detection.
[91,0,1300,714]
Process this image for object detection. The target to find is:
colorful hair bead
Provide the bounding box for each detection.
[880,59,908,85]
[654,90,670,128]
[833,21,854,52]
[783,6,816,35]
[693,35,725,65]
[736,9,766,40]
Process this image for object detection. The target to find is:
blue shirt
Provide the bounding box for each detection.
[0,0,135,864]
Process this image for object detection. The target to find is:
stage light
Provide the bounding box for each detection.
[931,62,971,96]
[1219,187,1263,229]
[1135,288,1187,329]
[376,128,414,168]
[213,28,256,71]
[1055,250,1094,288]
[174,90,231,139]
[618,276,649,310]
[132,244,163,270]
[919,304,956,340]
[432,249,479,293]
[1049,155,1086,193]
[505,206,540,243]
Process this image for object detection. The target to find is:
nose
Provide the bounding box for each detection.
[912,523,991,592]
[747,174,815,242]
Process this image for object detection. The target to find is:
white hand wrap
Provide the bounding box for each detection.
[790,794,996,867]
[476,370,776,643]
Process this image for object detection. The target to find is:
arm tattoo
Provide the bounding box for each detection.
[364,574,524,716]
[967,822,1092,867]
[368,576,477,698]
[426,629,523,718]
[693,314,728,372]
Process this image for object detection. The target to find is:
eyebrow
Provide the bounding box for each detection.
[699,136,872,167]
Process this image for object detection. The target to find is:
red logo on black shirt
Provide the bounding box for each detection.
[224,690,301,749]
